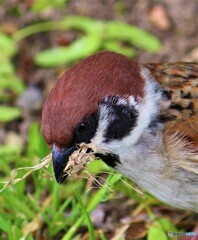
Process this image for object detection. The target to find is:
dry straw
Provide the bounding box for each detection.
[0,143,143,195]
[0,143,96,192]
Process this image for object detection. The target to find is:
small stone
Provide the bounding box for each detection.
[90,205,105,227]
[5,131,24,149]
[182,48,198,62]
[149,5,171,30]
[17,86,44,111]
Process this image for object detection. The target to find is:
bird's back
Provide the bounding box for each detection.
[146,62,198,174]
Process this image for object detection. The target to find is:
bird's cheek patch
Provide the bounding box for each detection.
[104,105,138,142]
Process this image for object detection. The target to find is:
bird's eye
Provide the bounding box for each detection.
[76,122,90,135]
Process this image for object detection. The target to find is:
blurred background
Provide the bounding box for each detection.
[0,0,197,239]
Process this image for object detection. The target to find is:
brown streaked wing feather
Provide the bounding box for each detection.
[146,62,198,174]
[146,62,198,147]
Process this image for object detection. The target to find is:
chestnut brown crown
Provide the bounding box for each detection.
[41,51,145,147]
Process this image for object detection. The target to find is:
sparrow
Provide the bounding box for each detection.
[41,51,198,212]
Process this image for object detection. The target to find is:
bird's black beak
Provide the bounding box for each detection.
[52,144,77,184]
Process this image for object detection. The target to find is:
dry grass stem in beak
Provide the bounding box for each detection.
[63,143,97,178]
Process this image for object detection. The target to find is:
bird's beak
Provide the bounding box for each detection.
[52,144,77,183]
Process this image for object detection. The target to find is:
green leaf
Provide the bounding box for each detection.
[35,34,101,67]
[148,223,168,240]
[0,32,18,59]
[103,40,136,57]
[11,225,23,240]
[0,61,25,101]
[76,191,95,240]
[87,159,110,173]
[2,189,35,220]
[0,145,20,156]
[0,214,11,233]
[13,16,103,42]
[31,0,67,13]
[158,218,178,240]
[104,21,162,52]
[62,15,104,34]
[0,76,25,94]
[0,60,14,75]
[0,90,12,102]
[27,122,49,158]
[0,106,22,122]
[158,218,177,232]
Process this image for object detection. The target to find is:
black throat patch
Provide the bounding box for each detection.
[95,152,120,168]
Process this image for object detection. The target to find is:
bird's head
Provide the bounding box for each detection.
[41,51,162,183]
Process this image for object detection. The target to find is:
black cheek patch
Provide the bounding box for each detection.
[95,153,120,168]
[104,105,138,142]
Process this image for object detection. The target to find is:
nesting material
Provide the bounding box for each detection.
[0,154,52,192]
[0,144,144,196]
[63,143,97,178]
[0,144,97,192]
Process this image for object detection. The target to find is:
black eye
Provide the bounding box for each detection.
[73,112,98,144]
[76,121,90,135]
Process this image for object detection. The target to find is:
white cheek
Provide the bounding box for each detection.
[91,105,112,148]
[121,67,162,146]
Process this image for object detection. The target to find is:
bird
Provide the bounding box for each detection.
[41,51,198,212]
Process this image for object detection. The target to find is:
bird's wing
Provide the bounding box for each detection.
[146,62,198,174]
